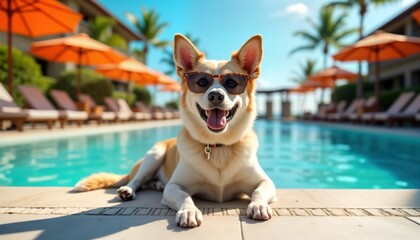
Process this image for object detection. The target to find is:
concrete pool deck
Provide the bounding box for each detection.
[1,120,420,239]
[0,187,419,239]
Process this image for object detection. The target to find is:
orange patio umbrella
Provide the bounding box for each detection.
[159,84,181,92]
[30,33,126,98]
[412,9,420,25]
[309,66,358,83]
[333,31,420,109]
[289,86,315,93]
[0,0,82,94]
[96,57,159,84]
[309,65,358,102]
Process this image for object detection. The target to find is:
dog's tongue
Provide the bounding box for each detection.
[207,109,227,131]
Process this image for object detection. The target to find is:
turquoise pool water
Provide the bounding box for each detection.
[0,121,419,188]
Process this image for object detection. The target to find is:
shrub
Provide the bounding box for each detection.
[0,44,53,106]
[132,85,152,106]
[332,81,374,104]
[165,100,179,109]
[333,80,420,110]
[375,87,420,110]
[51,69,112,105]
[112,91,136,106]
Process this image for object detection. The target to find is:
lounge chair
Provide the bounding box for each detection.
[153,106,174,119]
[329,99,361,122]
[366,92,415,124]
[311,104,329,120]
[132,101,153,120]
[19,86,87,128]
[78,94,116,124]
[387,93,420,126]
[0,83,58,131]
[349,96,377,122]
[116,98,145,121]
[326,100,347,121]
[104,97,132,121]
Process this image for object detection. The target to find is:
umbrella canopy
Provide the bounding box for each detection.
[289,86,315,93]
[309,66,358,82]
[0,0,82,94]
[30,33,126,98]
[412,9,420,25]
[96,57,159,84]
[333,31,420,62]
[159,83,182,92]
[333,31,420,109]
[301,80,334,89]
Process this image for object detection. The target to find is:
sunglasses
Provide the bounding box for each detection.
[183,72,251,95]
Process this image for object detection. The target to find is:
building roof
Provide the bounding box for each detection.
[368,1,420,35]
[85,0,144,41]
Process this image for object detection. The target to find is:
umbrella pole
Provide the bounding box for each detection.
[77,64,81,99]
[126,72,132,101]
[375,48,380,111]
[76,49,82,99]
[7,0,13,95]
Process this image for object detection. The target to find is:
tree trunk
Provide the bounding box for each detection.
[356,4,367,99]
[323,43,328,70]
[143,43,149,65]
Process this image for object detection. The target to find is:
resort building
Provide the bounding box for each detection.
[367,1,420,90]
[0,0,142,79]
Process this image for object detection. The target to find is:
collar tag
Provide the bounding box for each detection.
[204,144,211,160]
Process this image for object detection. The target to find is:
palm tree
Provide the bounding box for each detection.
[89,16,127,51]
[160,33,201,76]
[328,0,399,39]
[327,0,399,98]
[290,5,358,69]
[289,59,318,83]
[126,8,171,64]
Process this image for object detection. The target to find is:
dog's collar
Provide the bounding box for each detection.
[204,144,223,160]
[207,144,223,148]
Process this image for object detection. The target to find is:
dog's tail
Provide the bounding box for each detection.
[73,173,129,192]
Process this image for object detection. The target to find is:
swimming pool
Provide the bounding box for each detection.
[0,120,419,188]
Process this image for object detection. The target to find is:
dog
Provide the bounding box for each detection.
[74,34,276,228]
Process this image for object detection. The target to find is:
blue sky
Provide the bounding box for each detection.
[99,0,417,113]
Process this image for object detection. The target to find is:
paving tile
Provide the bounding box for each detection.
[327,208,350,216]
[274,208,292,216]
[2,188,420,209]
[102,208,121,216]
[290,208,310,216]
[308,208,329,216]
[402,209,420,216]
[118,207,137,216]
[0,214,242,240]
[407,217,420,225]
[241,216,420,240]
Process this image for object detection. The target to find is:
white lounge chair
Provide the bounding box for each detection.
[104,97,132,121]
[326,100,347,121]
[387,93,420,126]
[366,92,415,124]
[0,83,58,131]
[19,86,87,128]
[78,94,116,123]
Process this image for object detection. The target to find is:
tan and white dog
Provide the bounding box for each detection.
[75,34,276,228]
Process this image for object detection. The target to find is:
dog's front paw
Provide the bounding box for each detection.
[117,186,135,201]
[176,207,203,228]
[247,201,272,221]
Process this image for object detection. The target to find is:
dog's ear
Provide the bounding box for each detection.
[232,35,263,76]
[174,34,204,72]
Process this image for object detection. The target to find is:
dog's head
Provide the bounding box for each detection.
[174,34,262,145]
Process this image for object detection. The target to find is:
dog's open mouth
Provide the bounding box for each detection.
[196,104,238,132]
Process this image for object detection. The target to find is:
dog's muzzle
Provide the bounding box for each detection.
[196,104,238,132]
